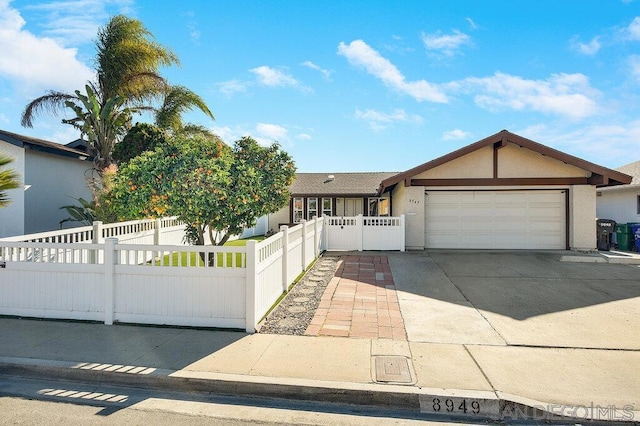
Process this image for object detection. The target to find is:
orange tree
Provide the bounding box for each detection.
[100,134,295,246]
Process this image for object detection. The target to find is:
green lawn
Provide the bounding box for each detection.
[224,236,265,246]
[154,236,265,267]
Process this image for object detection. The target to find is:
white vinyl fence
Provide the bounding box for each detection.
[0,217,186,246]
[324,215,405,252]
[0,217,324,332]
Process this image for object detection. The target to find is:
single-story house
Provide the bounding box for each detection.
[0,129,92,238]
[596,160,640,225]
[272,130,631,251]
[267,172,397,230]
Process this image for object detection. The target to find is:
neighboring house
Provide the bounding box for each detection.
[596,160,640,224]
[273,130,630,251]
[267,172,397,230]
[0,130,92,238]
[65,138,90,154]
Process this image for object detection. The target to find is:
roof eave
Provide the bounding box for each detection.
[380,130,633,191]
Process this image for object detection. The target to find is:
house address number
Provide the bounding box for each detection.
[431,398,480,414]
[419,395,499,417]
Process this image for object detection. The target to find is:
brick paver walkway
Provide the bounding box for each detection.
[305,255,407,340]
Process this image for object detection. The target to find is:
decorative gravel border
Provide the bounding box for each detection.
[257,254,340,335]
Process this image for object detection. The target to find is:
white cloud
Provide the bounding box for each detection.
[250,66,311,93]
[24,0,134,46]
[51,125,82,144]
[626,16,640,40]
[256,123,288,140]
[457,72,600,119]
[297,133,312,140]
[0,1,94,93]
[301,61,332,80]
[354,108,423,131]
[211,123,292,146]
[570,36,602,55]
[421,30,472,56]
[217,79,249,96]
[443,129,471,141]
[466,18,478,30]
[517,121,640,167]
[337,39,448,103]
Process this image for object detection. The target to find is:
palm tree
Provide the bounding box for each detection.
[0,154,20,208]
[21,15,213,173]
[21,15,178,130]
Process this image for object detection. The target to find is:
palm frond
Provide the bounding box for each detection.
[156,85,214,132]
[21,91,78,127]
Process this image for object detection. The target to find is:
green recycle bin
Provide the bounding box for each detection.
[615,223,633,251]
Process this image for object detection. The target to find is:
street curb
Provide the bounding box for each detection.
[0,358,637,424]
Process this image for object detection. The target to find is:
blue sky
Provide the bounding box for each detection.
[1,0,640,172]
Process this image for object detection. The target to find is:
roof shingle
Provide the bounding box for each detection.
[290,172,398,196]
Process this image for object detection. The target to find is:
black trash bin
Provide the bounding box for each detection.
[596,219,616,251]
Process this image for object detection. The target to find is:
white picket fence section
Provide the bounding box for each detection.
[324,215,405,252]
[0,217,324,332]
[0,217,186,246]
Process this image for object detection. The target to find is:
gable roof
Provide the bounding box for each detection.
[615,160,640,186]
[0,129,89,160]
[379,130,632,192]
[291,172,398,197]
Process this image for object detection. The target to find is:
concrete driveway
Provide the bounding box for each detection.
[389,250,640,350]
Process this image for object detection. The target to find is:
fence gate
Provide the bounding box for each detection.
[324,215,405,251]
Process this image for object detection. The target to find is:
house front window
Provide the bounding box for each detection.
[307,197,318,219]
[293,197,304,223]
[322,198,332,216]
[368,197,390,216]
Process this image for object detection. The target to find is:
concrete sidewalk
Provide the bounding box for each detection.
[0,316,638,423]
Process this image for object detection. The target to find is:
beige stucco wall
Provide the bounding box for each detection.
[24,150,92,234]
[498,143,590,178]
[569,184,596,251]
[0,142,25,237]
[393,183,425,250]
[413,146,493,179]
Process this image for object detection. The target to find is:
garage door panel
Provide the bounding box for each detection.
[425,190,566,249]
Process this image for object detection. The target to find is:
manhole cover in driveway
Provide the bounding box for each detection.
[373,356,413,384]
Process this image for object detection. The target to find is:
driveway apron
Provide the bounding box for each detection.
[388,251,506,345]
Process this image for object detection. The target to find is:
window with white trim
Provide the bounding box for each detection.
[322,198,332,216]
[307,197,318,219]
[293,197,304,223]
[368,197,390,216]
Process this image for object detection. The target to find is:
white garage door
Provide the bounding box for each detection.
[425,190,566,249]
